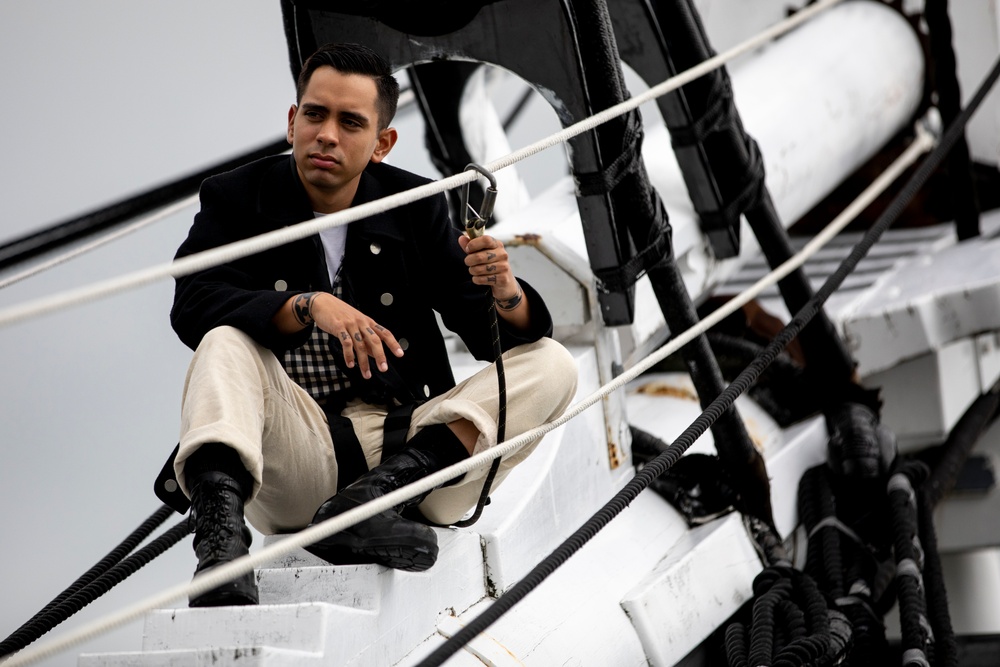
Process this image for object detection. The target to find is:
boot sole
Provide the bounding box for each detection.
[306,534,439,572]
[189,571,259,607]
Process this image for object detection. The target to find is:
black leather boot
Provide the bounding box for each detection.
[188,471,259,607]
[306,446,454,572]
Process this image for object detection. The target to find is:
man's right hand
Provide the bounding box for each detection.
[274,292,404,379]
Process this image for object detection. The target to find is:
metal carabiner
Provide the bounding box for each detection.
[460,163,498,239]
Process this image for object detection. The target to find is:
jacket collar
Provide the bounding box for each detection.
[349,164,407,243]
[258,155,315,228]
[258,156,405,243]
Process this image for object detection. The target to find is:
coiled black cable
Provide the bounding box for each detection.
[888,461,934,667]
[453,296,505,528]
[415,51,1000,667]
[799,464,891,666]
[726,565,849,667]
[917,482,958,667]
[799,467,846,600]
[924,389,1000,508]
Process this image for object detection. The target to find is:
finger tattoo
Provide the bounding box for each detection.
[486,264,496,273]
[487,275,497,283]
[366,327,375,335]
[340,332,349,341]
[487,252,496,261]
[354,333,363,342]
[375,325,385,332]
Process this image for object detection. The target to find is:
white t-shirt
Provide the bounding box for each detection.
[317,213,348,284]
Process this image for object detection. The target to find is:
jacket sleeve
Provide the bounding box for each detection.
[170,177,313,352]
[419,193,554,361]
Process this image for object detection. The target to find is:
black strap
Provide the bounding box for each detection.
[381,401,420,463]
[593,223,672,293]
[699,136,766,233]
[668,74,736,148]
[155,409,371,511]
[574,109,645,197]
[325,410,371,491]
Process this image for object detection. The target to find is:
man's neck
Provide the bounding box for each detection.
[301,172,361,215]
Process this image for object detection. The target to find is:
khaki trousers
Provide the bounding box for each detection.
[175,326,577,533]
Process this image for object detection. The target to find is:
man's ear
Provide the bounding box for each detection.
[370,127,398,163]
[286,105,297,145]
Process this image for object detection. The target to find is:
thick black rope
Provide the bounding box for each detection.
[0,505,172,655]
[725,489,854,666]
[924,389,1000,507]
[706,332,816,427]
[799,464,890,665]
[794,390,994,667]
[725,565,849,667]
[415,53,1000,667]
[799,467,846,599]
[888,462,935,667]
[916,482,958,667]
[0,514,189,658]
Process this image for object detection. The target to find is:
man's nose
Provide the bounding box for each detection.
[317,119,339,145]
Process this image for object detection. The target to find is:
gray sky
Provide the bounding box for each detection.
[0,2,300,664]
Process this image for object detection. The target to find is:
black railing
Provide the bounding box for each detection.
[0,137,290,272]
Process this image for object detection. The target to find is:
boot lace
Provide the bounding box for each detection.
[190,483,242,558]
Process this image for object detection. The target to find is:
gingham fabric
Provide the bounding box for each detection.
[281,277,353,406]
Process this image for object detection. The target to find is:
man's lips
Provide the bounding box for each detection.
[309,154,339,169]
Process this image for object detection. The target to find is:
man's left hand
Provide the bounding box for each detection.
[458,234,518,302]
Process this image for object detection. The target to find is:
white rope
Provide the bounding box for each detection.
[0,0,844,330]
[0,116,935,667]
[0,195,199,291]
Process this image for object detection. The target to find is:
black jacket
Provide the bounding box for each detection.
[170,154,553,406]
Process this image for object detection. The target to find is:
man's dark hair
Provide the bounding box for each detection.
[296,43,400,130]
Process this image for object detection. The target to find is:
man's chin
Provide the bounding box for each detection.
[303,170,344,191]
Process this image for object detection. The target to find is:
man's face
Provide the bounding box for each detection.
[287,66,396,212]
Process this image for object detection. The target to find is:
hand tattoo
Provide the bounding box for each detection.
[486,265,497,273]
[354,333,363,342]
[487,252,496,261]
[340,332,349,341]
[366,327,375,335]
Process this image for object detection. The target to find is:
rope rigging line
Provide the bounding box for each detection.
[0,0,844,331]
[0,195,199,291]
[0,505,174,656]
[0,519,191,658]
[415,50,1000,667]
[781,394,1000,666]
[0,107,934,667]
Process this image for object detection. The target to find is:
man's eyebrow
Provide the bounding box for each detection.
[339,109,371,125]
[300,102,329,113]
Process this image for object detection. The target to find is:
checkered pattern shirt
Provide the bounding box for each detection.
[281,277,353,406]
